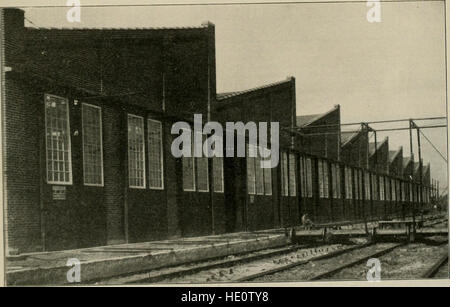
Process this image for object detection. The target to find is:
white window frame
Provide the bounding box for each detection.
[127,114,146,189]
[45,94,73,185]
[82,103,104,187]
[147,118,164,190]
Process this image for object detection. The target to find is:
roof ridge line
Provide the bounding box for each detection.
[297,105,340,128]
[216,78,293,101]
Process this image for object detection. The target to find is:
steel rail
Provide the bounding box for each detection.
[308,243,405,281]
[236,243,371,282]
[95,243,317,284]
[421,254,448,279]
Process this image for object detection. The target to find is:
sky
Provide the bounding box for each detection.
[24,1,448,191]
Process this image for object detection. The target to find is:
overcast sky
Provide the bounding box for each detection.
[25,1,448,190]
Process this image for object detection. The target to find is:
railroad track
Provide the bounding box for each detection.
[97,243,332,284]
[421,254,448,279]
[98,231,447,284]
[308,243,404,281]
[237,243,371,282]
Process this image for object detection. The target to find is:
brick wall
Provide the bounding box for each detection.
[299,106,341,161]
[369,138,389,174]
[1,8,214,252]
[389,148,404,178]
[340,130,369,169]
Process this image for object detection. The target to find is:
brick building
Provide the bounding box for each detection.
[1,8,222,253]
[213,78,298,231]
[1,8,437,255]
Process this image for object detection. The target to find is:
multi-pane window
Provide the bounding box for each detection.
[354,170,360,200]
[378,176,385,200]
[289,153,297,197]
[128,115,146,188]
[306,158,313,197]
[300,156,312,198]
[386,178,391,201]
[181,131,213,193]
[255,151,264,195]
[331,164,337,199]
[371,174,378,200]
[364,172,371,200]
[402,182,407,201]
[45,94,72,184]
[213,156,224,193]
[82,104,103,186]
[182,129,195,192]
[281,152,289,196]
[147,119,164,189]
[261,147,272,196]
[318,161,324,198]
[358,170,363,200]
[263,166,272,196]
[391,179,396,201]
[345,167,353,200]
[248,146,272,196]
[196,134,209,192]
[318,160,329,199]
[409,183,413,201]
[300,157,306,197]
[331,163,341,199]
[247,144,257,195]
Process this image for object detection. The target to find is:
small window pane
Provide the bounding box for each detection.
[262,148,272,196]
[45,94,72,184]
[289,153,296,197]
[281,152,289,196]
[82,104,103,186]
[128,115,145,188]
[213,157,224,193]
[148,119,164,189]
[255,151,264,195]
[318,160,324,198]
[182,129,195,191]
[306,158,313,197]
[247,144,256,195]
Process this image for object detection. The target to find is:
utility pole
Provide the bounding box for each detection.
[409,120,416,237]
[409,119,414,159]
[416,125,424,223]
[374,131,378,166]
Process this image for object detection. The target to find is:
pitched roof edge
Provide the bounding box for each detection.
[297,104,340,128]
